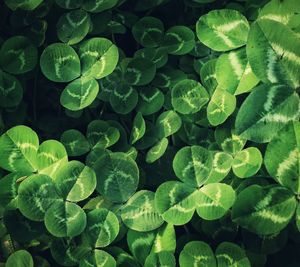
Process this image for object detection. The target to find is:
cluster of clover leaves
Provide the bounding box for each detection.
[0,0,300,266]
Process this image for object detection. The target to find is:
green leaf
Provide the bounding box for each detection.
[57,10,90,45]
[79,37,119,79]
[155,110,182,138]
[110,84,138,114]
[87,120,120,149]
[83,195,113,210]
[146,138,169,164]
[0,36,37,74]
[127,224,176,265]
[154,181,198,225]
[54,160,96,202]
[173,146,212,187]
[196,183,236,220]
[0,172,23,207]
[264,122,300,194]
[5,0,43,10]
[232,185,297,235]
[136,87,164,115]
[37,140,68,178]
[145,251,176,267]
[0,71,23,108]
[216,242,251,267]
[40,43,81,82]
[179,241,216,267]
[0,125,39,172]
[18,174,62,221]
[80,250,116,267]
[205,151,233,184]
[247,20,300,88]
[207,88,236,126]
[232,147,263,178]
[153,68,187,89]
[94,152,139,203]
[44,201,86,237]
[215,122,246,154]
[82,0,118,13]
[84,208,119,248]
[132,16,164,48]
[130,112,146,145]
[135,47,168,68]
[196,9,250,52]
[171,79,209,114]
[60,77,99,111]
[257,0,300,31]
[124,58,156,86]
[235,84,300,143]
[161,26,195,55]
[6,250,33,267]
[121,190,163,232]
[215,48,259,95]
[61,129,90,157]
[200,59,218,96]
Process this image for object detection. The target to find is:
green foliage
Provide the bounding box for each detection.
[196,9,250,51]
[40,43,81,83]
[179,241,216,267]
[0,36,38,74]
[6,250,33,267]
[1,0,300,265]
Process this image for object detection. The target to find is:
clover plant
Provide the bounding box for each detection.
[0,0,300,266]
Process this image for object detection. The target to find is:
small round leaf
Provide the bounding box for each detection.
[154,181,198,225]
[132,16,164,48]
[216,242,251,267]
[84,208,119,248]
[121,190,163,232]
[232,147,263,178]
[45,201,86,237]
[171,79,209,114]
[0,71,23,108]
[0,36,37,74]
[196,9,250,51]
[155,110,182,138]
[60,77,99,111]
[161,26,195,55]
[173,146,213,187]
[6,250,33,267]
[94,152,139,203]
[207,88,236,126]
[196,183,236,220]
[179,241,216,267]
[146,138,169,164]
[0,125,39,173]
[80,250,116,267]
[79,37,119,79]
[57,10,90,45]
[61,129,90,157]
[54,161,97,202]
[40,43,81,82]
[124,58,156,86]
[18,174,62,221]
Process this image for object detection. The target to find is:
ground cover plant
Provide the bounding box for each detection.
[0,0,299,266]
